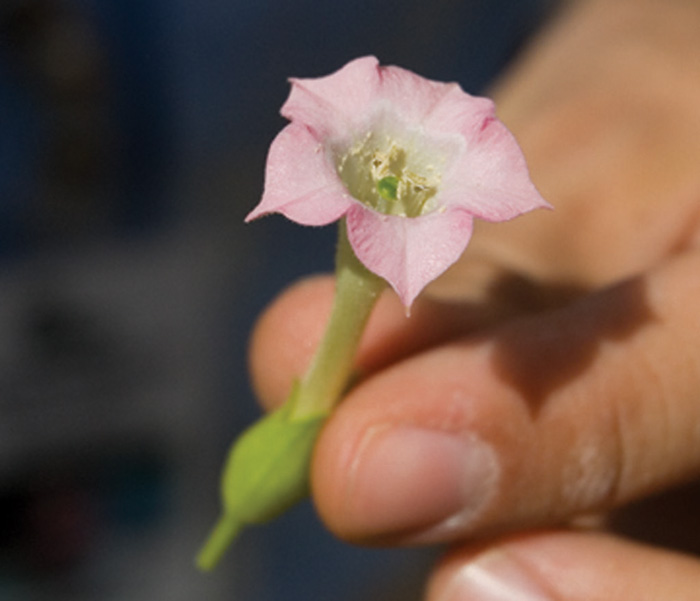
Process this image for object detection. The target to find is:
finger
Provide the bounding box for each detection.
[426,530,700,601]
[310,249,700,543]
[249,276,335,410]
[462,0,700,289]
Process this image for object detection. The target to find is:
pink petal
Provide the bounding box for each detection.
[376,64,456,124]
[374,70,550,221]
[246,123,353,225]
[421,85,497,137]
[440,116,552,221]
[281,56,382,138]
[346,205,474,307]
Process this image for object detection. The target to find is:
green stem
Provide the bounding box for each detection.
[291,219,385,419]
[196,515,241,572]
[196,219,384,570]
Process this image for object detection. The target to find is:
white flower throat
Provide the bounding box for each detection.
[335,128,443,218]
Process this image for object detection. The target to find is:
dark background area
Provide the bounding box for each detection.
[0,1,550,599]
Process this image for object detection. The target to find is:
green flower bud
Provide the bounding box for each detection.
[197,385,325,571]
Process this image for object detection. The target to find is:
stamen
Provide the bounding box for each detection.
[335,125,442,218]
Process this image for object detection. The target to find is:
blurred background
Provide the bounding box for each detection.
[0,1,551,599]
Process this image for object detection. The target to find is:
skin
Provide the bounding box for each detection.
[249,0,700,598]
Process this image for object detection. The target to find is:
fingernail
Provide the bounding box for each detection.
[438,551,553,601]
[346,426,498,537]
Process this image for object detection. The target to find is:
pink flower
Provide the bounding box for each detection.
[247,56,550,307]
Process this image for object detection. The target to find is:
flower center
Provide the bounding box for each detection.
[335,129,442,218]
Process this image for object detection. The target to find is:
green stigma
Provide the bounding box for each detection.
[377,176,399,201]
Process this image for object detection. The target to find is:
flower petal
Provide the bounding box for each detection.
[440,116,552,221]
[281,56,382,139]
[346,205,474,307]
[376,64,457,125]
[246,123,353,225]
[421,84,497,138]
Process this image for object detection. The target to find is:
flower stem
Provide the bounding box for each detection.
[291,219,385,419]
[195,219,384,571]
[196,515,242,571]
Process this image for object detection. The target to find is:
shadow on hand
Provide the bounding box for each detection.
[609,478,700,555]
[487,274,655,415]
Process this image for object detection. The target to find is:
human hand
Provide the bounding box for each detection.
[249,0,700,598]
